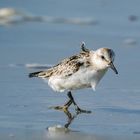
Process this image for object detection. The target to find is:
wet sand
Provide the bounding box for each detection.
[1,0,140,139]
[1,127,140,140]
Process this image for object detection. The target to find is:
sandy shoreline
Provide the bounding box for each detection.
[1,0,140,140]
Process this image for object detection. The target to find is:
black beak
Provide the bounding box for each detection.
[109,62,118,74]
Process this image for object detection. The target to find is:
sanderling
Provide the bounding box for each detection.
[29,42,118,116]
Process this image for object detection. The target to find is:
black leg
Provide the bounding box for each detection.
[67,91,92,114]
[67,91,77,106]
[64,99,72,107]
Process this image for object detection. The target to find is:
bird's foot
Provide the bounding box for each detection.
[75,106,92,114]
[49,105,72,119]
[49,105,67,112]
[49,105,63,110]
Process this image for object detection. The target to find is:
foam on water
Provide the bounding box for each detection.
[0,7,98,26]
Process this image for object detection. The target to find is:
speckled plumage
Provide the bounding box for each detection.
[37,51,90,78]
[29,43,118,92]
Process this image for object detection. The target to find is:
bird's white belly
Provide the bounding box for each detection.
[48,77,90,92]
[47,68,107,92]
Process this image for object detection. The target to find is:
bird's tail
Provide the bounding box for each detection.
[29,71,45,78]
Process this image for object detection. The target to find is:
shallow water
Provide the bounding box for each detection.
[0,0,140,139]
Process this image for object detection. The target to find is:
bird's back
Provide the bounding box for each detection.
[29,49,90,79]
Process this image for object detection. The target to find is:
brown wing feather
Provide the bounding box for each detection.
[29,51,90,79]
[48,51,90,78]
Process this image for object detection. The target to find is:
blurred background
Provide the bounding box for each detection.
[0,0,140,139]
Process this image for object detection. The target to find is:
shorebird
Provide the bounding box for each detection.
[29,42,118,116]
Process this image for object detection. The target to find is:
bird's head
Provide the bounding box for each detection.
[91,48,118,74]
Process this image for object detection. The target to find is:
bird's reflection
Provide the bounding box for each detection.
[63,109,80,129]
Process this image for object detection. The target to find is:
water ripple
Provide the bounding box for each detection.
[98,106,140,114]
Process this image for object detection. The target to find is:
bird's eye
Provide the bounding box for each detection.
[101,55,105,60]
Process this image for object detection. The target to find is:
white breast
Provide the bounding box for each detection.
[47,67,108,93]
